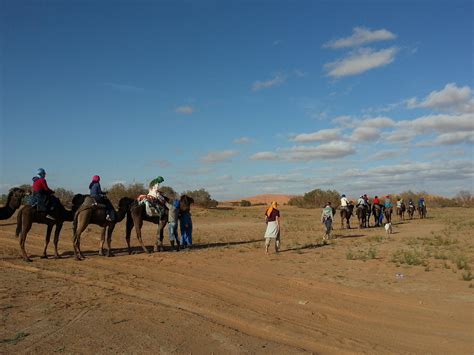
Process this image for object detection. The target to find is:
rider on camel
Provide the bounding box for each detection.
[89,175,115,221]
[32,168,57,219]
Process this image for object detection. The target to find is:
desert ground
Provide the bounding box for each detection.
[1,205,473,354]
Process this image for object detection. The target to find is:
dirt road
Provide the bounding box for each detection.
[1,207,473,354]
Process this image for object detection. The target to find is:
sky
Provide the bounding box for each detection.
[1,0,473,200]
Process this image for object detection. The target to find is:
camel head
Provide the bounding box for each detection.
[118,197,135,212]
[179,195,194,212]
[8,187,27,209]
[71,194,86,210]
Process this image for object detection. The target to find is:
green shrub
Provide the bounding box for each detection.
[288,188,340,209]
[391,249,425,266]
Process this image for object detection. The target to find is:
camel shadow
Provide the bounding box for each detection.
[0,222,17,227]
[189,238,261,250]
[280,242,330,253]
[57,239,264,258]
[335,234,366,239]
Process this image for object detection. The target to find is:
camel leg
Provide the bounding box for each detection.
[41,223,54,259]
[73,226,87,261]
[53,223,63,259]
[125,217,134,254]
[72,233,82,260]
[98,227,106,256]
[106,225,115,257]
[135,220,149,254]
[19,220,33,262]
[157,223,165,252]
[77,235,85,259]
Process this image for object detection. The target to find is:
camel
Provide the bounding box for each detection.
[397,202,406,221]
[16,194,84,262]
[365,203,372,228]
[125,195,194,254]
[372,204,383,227]
[339,203,354,229]
[0,187,26,220]
[384,206,393,224]
[418,205,427,219]
[356,204,368,229]
[407,204,416,219]
[72,196,134,260]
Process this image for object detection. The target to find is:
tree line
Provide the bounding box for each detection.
[287,189,474,208]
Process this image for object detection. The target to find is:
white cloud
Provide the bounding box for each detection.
[233,137,252,144]
[432,132,474,145]
[360,116,396,128]
[351,126,380,141]
[283,141,355,161]
[325,47,398,78]
[332,115,353,127]
[384,130,417,143]
[250,152,279,160]
[346,160,474,182]
[239,174,303,184]
[294,69,307,77]
[324,27,397,49]
[407,83,474,113]
[372,150,402,160]
[292,128,342,142]
[252,74,286,91]
[216,174,233,181]
[200,150,239,164]
[400,113,473,134]
[175,106,195,114]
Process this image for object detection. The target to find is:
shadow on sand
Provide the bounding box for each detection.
[54,238,263,259]
[0,222,17,227]
[335,233,366,239]
[280,242,330,253]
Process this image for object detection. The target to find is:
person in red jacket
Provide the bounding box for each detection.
[373,195,380,205]
[32,168,56,217]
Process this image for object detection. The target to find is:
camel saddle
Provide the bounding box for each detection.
[137,194,165,217]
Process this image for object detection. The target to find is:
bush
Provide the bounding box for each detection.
[182,188,218,208]
[160,186,178,200]
[288,189,340,209]
[106,183,147,205]
[240,200,251,207]
[391,249,426,266]
[55,188,75,207]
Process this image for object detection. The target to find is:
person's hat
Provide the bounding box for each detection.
[341,194,346,197]
[92,175,100,182]
[36,168,46,178]
[150,176,164,186]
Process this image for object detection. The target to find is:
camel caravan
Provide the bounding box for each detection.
[339,194,428,231]
[1,169,429,262]
[1,170,195,262]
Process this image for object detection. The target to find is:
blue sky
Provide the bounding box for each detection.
[1,0,473,200]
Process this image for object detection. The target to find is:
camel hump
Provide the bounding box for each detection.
[84,196,96,206]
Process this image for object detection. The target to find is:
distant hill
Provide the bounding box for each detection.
[223,194,295,205]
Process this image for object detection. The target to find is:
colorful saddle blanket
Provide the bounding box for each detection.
[137,194,166,217]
